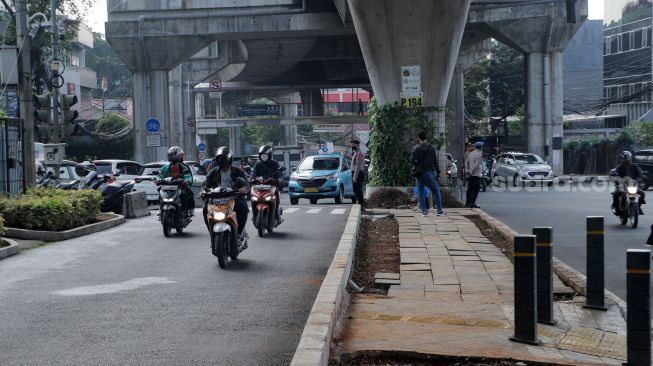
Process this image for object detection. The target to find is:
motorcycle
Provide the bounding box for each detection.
[58,167,134,214]
[156,177,193,237]
[250,169,285,237]
[610,170,641,228]
[36,171,58,188]
[202,186,248,268]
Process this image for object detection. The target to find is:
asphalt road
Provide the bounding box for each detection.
[0,194,350,365]
[476,181,653,307]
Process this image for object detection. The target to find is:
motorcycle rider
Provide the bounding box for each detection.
[250,145,284,223]
[204,146,250,241]
[158,146,195,216]
[612,151,646,215]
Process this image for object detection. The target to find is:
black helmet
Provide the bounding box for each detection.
[167,146,184,163]
[215,146,232,169]
[258,145,273,162]
[620,151,632,163]
[233,176,247,190]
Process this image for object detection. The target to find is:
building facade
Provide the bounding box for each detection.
[603,0,653,122]
[564,20,603,115]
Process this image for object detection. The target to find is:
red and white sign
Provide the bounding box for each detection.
[209,79,222,92]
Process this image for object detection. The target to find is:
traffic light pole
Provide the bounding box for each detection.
[50,0,60,144]
[16,0,36,188]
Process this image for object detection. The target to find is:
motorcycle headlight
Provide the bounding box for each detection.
[213,211,226,220]
[627,186,638,195]
[251,196,259,201]
[265,195,272,201]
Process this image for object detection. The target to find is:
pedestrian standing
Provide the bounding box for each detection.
[351,139,366,207]
[358,99,364,116]
[410,131,444,216]
[463,142,473,178]
[465,141,483,208]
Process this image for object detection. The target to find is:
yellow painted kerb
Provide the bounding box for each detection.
[627,269,650,274]
[514,252,536,257]
[587,230,604,235]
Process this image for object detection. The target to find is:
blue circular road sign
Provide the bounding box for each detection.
[321,146,329,153]
[197,143,206,152]
[145,118,161,133]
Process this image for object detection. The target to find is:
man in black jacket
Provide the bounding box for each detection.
[203,146,249,240]
[410,131,444,216]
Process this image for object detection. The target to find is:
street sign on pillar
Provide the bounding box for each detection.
[59,94,79,124]
[33,94,52,123]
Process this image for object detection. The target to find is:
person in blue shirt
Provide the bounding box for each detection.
[250,145,284,223]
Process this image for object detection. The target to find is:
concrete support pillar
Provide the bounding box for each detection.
[195,92,206,119]
[180,67,196,160]
[348,0,470,171]
[300,88,324,116]
[229,127,242,157]
[168,66,183,149]
[526,52,564,175]
[133,70,170,163]
[447,68,466,165]
[284,125,298,146]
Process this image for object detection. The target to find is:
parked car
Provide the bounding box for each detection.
[134,161,166,204]
[40,159,82,184]
[184,161,207,188]
[492,152,554,186]
[93,159,143,181]
[633,149,653,190]
[288,154,355,205]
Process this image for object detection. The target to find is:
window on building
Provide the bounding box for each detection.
[610,35,618,53]
[634,29,643,49]
[643,83,651,102]
[633,83,643,102]
[618,85,628,99]
[648,28,652,47]
[621,32,631,52]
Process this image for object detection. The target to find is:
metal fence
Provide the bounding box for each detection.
[0,118,23,196]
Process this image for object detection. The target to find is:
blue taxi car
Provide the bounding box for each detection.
[288,154,355,205]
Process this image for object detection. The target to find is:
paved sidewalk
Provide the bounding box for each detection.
[336,208,633,365]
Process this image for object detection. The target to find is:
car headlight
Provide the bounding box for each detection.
[327,174,338,180]
[252,196,258,201]
[265,195,272,201]
[627,186,638,195]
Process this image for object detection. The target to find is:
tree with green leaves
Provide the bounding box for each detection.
[87,32,131,98]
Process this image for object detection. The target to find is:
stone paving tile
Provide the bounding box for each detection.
[386,285,425,299]
[400,247,428,253]
[374,272,400,280]
[425,284,461,293]
[448,250,477,256]
[424,291,462,302]
[461,292,504,304]
[400,270,433,285]
[400,263,431,271]
[375,278,401,285]
[399,241,426,248]
[401,252,430,264]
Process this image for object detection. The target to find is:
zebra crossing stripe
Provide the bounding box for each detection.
[306,209,322,214]
[284,208,300,214]
[331,209,346,215]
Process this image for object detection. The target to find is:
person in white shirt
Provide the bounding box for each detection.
[464,141,483,208]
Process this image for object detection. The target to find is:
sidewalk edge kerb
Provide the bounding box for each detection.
[290,205,361,366]
[0,237,20,260]
[4,213,125,242]
[471,208,627,317]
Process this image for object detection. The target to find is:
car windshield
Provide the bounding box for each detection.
[141,166,163,175]
[514,155,544,164]
[634,151,653,162]
[298,157,340,171]
[95,163,112,175]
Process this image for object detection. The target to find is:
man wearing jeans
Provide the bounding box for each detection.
[350,139,366,207]
[465,141,483,208]
[410,131,444,216]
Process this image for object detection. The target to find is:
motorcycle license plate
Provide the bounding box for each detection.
[304,187,319,193]
[161,185,179,190]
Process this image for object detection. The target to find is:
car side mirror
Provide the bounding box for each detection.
[291,166,297,172]
[60,169,66,174]
[152,170,160,175]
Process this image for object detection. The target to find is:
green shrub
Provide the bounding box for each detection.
[0,188,102,231]
[0,214,5,237]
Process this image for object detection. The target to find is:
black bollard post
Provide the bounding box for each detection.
[533,227,556,325]
[510,235,539,345]
[584,216,607,310]
[626,249,651,366]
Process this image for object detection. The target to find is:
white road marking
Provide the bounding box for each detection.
[306,209,322,214]
[53,277,176,296]
[331,209,346,215]
[283,208,300,214]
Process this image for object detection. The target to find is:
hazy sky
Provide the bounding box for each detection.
[85,0,605,35]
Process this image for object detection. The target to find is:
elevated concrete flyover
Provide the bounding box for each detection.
[106,0,587,175]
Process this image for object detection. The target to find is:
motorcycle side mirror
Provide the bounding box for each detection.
[279,167,286,172]
[291,166,297,171]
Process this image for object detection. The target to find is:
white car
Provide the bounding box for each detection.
[134,161,207,204]
[93,159,143,181]
[492,152,554,186]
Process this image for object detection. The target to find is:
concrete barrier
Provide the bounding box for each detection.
[0,238,20,260]
[122,191,151,219]
[4,213,124,241]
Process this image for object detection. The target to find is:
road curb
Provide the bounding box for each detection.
[471,208,628,317]
[290,205,361,366]
[0,238,20,260]
[4,213,125,242]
